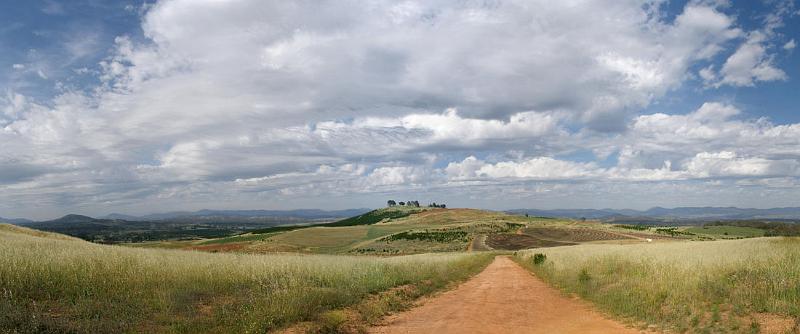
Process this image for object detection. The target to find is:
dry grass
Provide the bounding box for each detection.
[516,237,800,333]
[0,225,492,333]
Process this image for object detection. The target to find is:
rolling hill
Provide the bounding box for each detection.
[102,208,371,221]
[0,222,492,333]
[0,216,34,224]
[508,206,800,222]
[6,207,799,333]
[18,209,371,244]
[132,207,679,255]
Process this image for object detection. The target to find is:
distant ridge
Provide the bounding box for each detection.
[19,209,374,244]
[0,216,34,225]
[101,208,372,221]
[507,207,800,222]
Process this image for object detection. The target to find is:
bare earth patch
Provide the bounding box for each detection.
[370,257,641,334]
[754,313,798,333]
[521,227,635,242]
[486,233,574,250]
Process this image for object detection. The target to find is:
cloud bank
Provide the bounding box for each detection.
[0,0,798,218]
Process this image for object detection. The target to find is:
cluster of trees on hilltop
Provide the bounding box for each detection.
[387,200,446,208]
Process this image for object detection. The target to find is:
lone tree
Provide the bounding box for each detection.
[387,200,396,207]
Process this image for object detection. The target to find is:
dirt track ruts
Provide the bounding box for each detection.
[370,256,641,334]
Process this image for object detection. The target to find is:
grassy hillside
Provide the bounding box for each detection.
[0,223,83,241]
[130,208,674,255]
[515,238,800,333]
[132,208,541,254]
[685,225,766,238]
[0,225,492,333]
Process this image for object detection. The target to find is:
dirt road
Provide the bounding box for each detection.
[370,256,641,334]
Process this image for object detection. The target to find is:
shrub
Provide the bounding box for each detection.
[532,253,547,265]
[578,268,591,283]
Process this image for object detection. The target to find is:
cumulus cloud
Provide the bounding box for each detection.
[445,156,599,181]
[714,32,787,87]
[0,0,797,218]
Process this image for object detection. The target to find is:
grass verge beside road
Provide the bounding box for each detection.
[515,238,800,333]
[0,224,493,333]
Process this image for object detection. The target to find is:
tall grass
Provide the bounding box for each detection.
[0,227,492,333]
[516,238,800,332]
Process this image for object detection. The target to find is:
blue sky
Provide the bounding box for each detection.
[0,0,799,220]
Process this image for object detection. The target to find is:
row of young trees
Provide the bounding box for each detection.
[387,200,446,208]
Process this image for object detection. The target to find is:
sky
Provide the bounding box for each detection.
[1,0,799,220]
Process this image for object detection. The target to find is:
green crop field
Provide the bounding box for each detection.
[685,225,766,238]
[515,237,800,333]
[0,224,493,333]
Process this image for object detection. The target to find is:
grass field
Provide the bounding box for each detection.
[515,238,800,333]
[685,226,766,238]
[133,208,549,255]
[126,208,677,255]
[6,207,799,333]
[0,224,493,333]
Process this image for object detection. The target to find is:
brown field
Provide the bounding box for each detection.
[485,233,574,250]
[521,227,633,242]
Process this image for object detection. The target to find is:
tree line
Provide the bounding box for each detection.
[387,200,446,208]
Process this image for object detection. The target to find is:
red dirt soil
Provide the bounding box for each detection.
[370,256,642,334]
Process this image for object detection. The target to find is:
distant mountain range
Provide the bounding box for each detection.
[0,216,34,224]
[101,208,372,221]
[1,209,373,243]
[1,208,371,224]
[5,207,800,227]
[507,207,800,222]
[13,209,369,244]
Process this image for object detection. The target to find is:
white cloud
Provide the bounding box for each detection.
[445,156,599,181]
[712,32,787,87]
[0,0,798,217]
[684,151,800,178]
[785,39,796,50]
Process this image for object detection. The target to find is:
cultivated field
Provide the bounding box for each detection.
[131,208,543,255]
[516,237,800,333]
[0,224,492,333]
[129,208,678,256]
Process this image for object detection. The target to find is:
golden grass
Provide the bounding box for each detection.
[0,223,82,241]
[0,226,492,333]
[516,237,800,333]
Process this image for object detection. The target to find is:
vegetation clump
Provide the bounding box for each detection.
[655,227,695,237]
[382,229,470,243]
[615,224,650,231]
